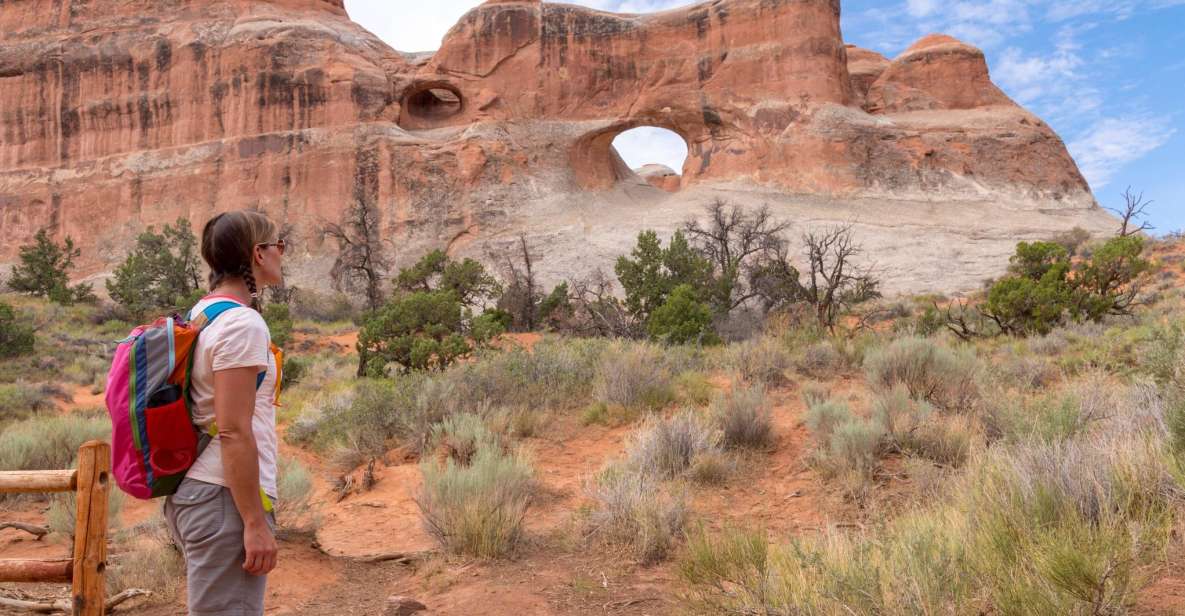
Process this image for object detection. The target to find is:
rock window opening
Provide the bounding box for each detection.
[611,126,689,192]
[405,86,463,121]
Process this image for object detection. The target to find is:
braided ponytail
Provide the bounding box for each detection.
[241,263,261,311]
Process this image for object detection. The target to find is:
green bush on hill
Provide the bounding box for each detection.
[0,302,35,358]
[107,218,203,318]
[8,229,94,305]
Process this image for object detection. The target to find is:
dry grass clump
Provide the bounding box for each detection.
[721,335,792,385]
[625,410,723,481]
[592,342,675,412]
[276,456,317,535]
[47,488,125,537]
[804,399,886,497]
[0,380,60,422]
[795,340,844,378]
[711,383,773,450]
[864,337,981,412]
[874,386,974,467]
[680,378,1185,615]
[675,371,716,406]
[105,515,185,603]
[0,412,110,471]
[584,466,688,565]
[417,417,534,558]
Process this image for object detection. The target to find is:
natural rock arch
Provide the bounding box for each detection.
[570,122,697,190]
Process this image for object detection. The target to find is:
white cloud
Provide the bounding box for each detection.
[906,0,939,17]
[342,1,693,52]
[1067,115,1176,189]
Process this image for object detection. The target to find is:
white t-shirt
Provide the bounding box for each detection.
[185,297,278,499]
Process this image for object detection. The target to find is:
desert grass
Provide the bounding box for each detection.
[711,383,773,450]
[417,417,534,558]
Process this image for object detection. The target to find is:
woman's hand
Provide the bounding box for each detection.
[242,519,278,575]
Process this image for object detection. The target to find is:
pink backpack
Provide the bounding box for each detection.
[105,300,246,499]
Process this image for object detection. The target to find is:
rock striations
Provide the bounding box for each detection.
[0,0,1113,294]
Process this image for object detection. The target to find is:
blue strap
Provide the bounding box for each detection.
[193,300,267,391]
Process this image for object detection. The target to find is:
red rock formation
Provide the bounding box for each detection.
[0,0,1105,294]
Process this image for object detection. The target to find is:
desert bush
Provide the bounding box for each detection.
[430,412,501,465]
[864,337,981,412]
[625,410,722,480]
[0,381,59,421]
[281,355,310,387]
[0,301,35,358]
[262,302,294,348]
[584,466,688,564]
[286,379,399,455]
[417,439,534,558]
[996,351,1060,390]
[675,371,715,406]
[722,335,791,385]
[0,413,109,471]
[800,383,830,409]
[680,424,1182,615]
[104,516,185,602]
[1141,321,1183,385]
[804,399,853,443]
[276,456,316,534]
[795,339,844,378]
[47,488,124,537]
[290,288,356,323]
[688,451,734,485]
[448,337,606,410]
[357,289,503,375]
[711,383,773,450]
[592,342,674,411]
[874,386,973,467]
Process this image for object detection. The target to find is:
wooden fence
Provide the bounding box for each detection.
[0,440,111,615]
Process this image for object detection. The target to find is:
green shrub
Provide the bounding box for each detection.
[647,284,718,345]
[106,219,202,317]
[417,439,534,558]
[984,237,1151,337]
[864,337,980,412]
[711,384,773,450]
[0,302,35,358]
[592,342,674,411]
[625,410,722,480]
[616,230,712,325]
[0,413,109,471]
[8,229,94,304]
[263,302,294,348]
[281,355,310,387]
[584,466,687,564]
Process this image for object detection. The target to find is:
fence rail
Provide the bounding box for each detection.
[0,441,111,616]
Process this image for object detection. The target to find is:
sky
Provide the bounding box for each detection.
[344,0,1185,233]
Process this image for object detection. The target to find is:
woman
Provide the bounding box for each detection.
[164,210,284,616]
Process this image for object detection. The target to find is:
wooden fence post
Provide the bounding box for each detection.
[70,440,110,616]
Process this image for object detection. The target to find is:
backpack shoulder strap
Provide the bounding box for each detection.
[190,300,246,332]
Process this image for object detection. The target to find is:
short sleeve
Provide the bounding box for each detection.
[210,309,271,372]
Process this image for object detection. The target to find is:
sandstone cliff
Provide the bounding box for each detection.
[0,0,1113,295]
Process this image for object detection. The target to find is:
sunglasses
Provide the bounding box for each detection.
[257,239,286,255]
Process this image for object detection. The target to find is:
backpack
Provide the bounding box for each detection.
[105,299,281,500]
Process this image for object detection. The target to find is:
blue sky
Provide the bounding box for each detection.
[345,0,1184,233]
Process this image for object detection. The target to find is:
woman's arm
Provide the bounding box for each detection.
[213,366,278,576]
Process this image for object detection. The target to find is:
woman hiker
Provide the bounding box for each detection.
[164,210,285,616]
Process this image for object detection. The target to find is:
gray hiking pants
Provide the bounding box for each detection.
[164,478,275,616]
